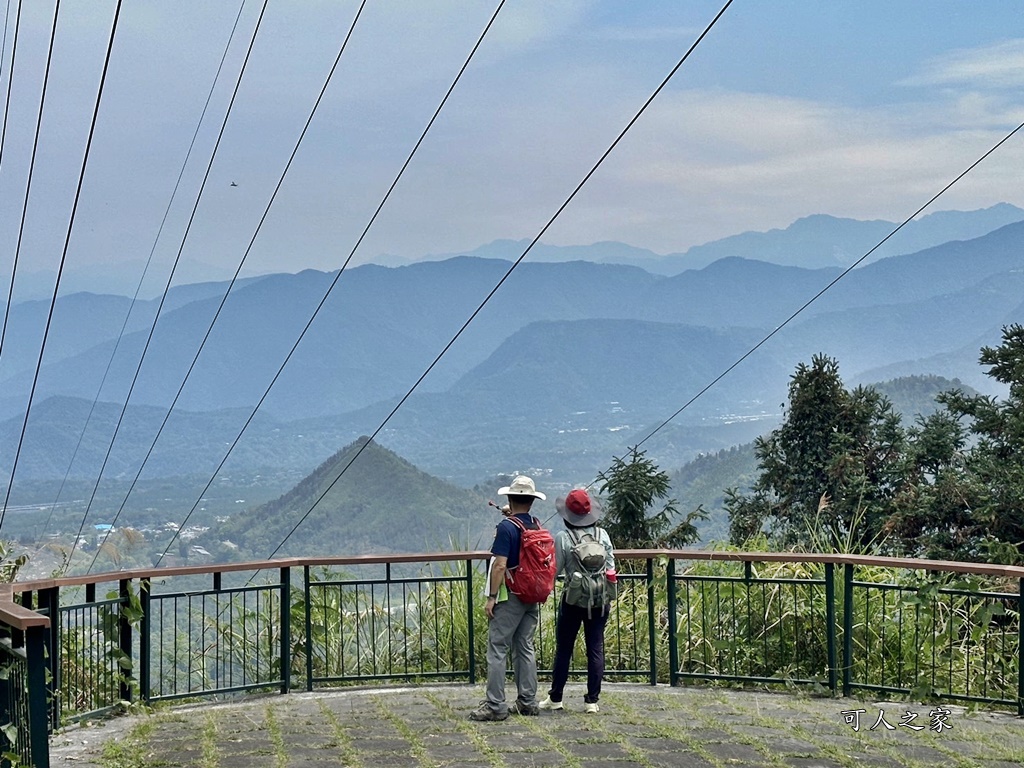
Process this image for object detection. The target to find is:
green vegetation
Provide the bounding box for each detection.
[670,374,971,548]
[672,444,758,544]
[214,436,493,559]
[98,716,155,768]
[725,354,905,552]
[597,447,705,549]
[722,327,1024,564]
[0,540,27,583]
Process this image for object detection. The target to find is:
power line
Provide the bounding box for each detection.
[0,0,60,524]
[0,0,123,532]
[155,0,511,567]
[632,119,1024,452]
[0,0,18,176]
[0,0,12,108]
[38,0,249,542]
[64,0,270,565]
[92,0,372,572]
[265,0,737,560]
[0,0,18,380]
[0,0,28,365]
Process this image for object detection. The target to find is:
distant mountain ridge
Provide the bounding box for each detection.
[666,204,1024,272]
[1,209,1023,492]
[406,204,1024,274]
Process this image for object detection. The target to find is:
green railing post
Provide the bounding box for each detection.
[281,567,291,695]
[825,563,837,696]
[1018,578,1023,717]
[139,578,151,705]
[842,563,854,698]
[38,586,61,731]
[667,557,677,686]
[647,557,655,688]
[304,566,314,692]
[26,624,50,768]
[119,579,133,704]
[467,558,476,684]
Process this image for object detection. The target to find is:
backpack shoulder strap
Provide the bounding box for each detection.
[507,515,527,533]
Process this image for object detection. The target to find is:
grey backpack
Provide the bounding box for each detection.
[564,527,616,614]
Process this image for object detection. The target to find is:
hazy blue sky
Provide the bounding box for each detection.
[1,0,1023,287]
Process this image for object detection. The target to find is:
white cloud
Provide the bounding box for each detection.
[8,2,1024,275]
[903,38,1024,89]
[534,87,1024,253]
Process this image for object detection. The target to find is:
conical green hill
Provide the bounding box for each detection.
[221,436,496,558]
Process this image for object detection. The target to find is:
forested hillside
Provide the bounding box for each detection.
[214,436,496,559]
[674,374,978,546]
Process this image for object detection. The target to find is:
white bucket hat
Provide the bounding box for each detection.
[497,475,546,500]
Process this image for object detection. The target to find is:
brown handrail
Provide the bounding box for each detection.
[2,549,1022,628]
[0,584,49,630]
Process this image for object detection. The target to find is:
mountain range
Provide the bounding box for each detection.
[1,207,1021,504]
[410,203,1024,273]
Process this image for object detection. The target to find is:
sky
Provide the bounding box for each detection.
[1,0,1023,289]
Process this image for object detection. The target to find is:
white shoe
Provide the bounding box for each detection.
[584,702,599,714]
[538,696,563,711]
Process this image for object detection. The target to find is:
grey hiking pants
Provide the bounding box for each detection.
[485,592,540,714]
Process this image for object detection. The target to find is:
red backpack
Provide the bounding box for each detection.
[504,516,556,604]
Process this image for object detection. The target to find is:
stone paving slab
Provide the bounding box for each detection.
[47,683,1023,767]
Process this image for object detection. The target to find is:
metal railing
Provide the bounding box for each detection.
[0,586,50,768]
[1,550,1022,768]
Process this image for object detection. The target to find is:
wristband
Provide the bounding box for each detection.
[488,593,498,599]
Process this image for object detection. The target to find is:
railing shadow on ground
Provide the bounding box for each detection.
[2,549,1022,768]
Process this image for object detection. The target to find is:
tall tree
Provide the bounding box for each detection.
[726,354,905,551]
[882,409,976,560]
[914,325,1024,563]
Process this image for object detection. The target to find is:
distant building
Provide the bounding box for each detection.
[93,524,114,548]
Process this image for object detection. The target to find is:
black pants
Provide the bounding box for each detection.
[548,599,609,703]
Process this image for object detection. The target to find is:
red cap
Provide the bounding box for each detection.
[565,489,591,517]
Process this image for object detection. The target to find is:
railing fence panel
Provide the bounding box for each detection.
[1,550,1021,768]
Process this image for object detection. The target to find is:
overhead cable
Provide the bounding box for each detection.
[0,0,61,525]
[0,0,123,532]
[0,0,18,177]
[265,0,737,560]
[38,0,249,542]
[0,0,12,111]
[92,0,371,572]
[632,118,1024,452]
[0,0,34,366]
[65,0,271,565]
[155,0,508,567]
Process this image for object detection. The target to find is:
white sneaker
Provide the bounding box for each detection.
[584,702,600,714]
[538,696,563,711]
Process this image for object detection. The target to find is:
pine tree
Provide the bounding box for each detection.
[597,447,704,549]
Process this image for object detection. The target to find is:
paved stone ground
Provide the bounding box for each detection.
[48,684,1023,768]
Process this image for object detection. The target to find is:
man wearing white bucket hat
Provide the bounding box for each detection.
[470,475,548,721]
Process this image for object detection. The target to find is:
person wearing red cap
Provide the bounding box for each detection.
[540,488,616,714]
